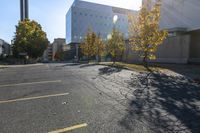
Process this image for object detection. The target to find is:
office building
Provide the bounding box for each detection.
[66,0,136,45]
[43,44,53,61]
[143,0,200,31]
[52,38,69,61]
[0,39,11,56]
[124,0,200,63]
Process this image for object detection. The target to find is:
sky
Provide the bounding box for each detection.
[0,0,142,43]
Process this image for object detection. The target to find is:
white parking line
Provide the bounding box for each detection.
[0,93,69,104]
[0,80,62,88]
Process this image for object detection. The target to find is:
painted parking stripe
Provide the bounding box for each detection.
[0,93,69,104]
[48,123,88,133]
[0,80,62,88]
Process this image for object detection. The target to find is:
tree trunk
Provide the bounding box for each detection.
[143,54,148,70]
[113,56,116,64]
[97,54,101,63]
[143,54,151,71]
[87,55,89,63]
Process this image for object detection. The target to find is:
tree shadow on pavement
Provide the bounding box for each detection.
[155,64,200,82]
[79,64,97,68]
[98,66,122,76]
[56,63,81,67]
[120,71,200,133]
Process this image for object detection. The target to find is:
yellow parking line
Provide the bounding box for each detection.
[0,93,69,104]
[48,123,88,133]
[0,80,62,88]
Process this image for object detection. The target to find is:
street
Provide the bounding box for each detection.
[0,63,200,133]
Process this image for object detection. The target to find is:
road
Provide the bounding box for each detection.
[0,63,200,133]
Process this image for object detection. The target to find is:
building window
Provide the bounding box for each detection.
[80,13,82,15]
[85,13,87,16]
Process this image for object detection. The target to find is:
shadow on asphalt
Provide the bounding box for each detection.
[120,71,200,133]
[55,63,81,67]
[79,64,97,68]
[155,64,200,81]
[98,66,122,75]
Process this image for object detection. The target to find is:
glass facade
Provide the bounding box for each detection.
[66,8,72,44]
[66,0,135,44]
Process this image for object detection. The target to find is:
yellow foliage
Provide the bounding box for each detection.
[129,1,168,62]
[94,34,105,58]
[107,28,125,62]
[80,29,105,61]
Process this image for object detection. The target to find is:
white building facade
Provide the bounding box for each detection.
[125,0,200,64]
[143,0,200,31]
[66,0,136,44]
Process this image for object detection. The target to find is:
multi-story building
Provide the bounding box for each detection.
[140,0,200,63]
[43,44,53,61]
[143,0,200,31]
[43,38,70,61]
[0,39,10,56]
[66,0,137,59]
[66,0,136,45]
[52,38,69,61]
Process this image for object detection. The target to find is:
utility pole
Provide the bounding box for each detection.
[20,0,29,21]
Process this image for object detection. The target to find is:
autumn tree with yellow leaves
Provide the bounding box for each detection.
[94,34,105,62]
[13,19,49,58]
[81,29,105,62]
[80,29,96,61]
[129,1,168,67]
[107,28,125,64]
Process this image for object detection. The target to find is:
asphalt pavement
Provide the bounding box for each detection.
[0,63,200,133]
[0,63,132,133]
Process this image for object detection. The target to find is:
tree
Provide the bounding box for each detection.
[80,29,96,61]
[94,34,105,62]
[13,19,48,58]
[107,28,125,64]
[129,1,168,67]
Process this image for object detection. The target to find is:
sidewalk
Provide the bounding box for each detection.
[0,63,44,68]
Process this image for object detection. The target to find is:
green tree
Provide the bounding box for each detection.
[94,34,105,62]
[107,28,125,64]
[13,19,48,58]
[80,29,96,61]
[129,1,168,67]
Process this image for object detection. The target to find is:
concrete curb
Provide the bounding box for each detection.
[0,63,44,68]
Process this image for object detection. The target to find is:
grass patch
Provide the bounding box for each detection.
[99,62,168,72]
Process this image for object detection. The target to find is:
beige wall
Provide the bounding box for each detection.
[52,38,66,61]
[124,35,191,64]
[188,30,200,63]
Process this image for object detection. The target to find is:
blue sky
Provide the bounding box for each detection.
[0,0,142,43]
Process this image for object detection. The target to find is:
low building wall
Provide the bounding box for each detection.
[188,29,200,63]
[123,35,191,64]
